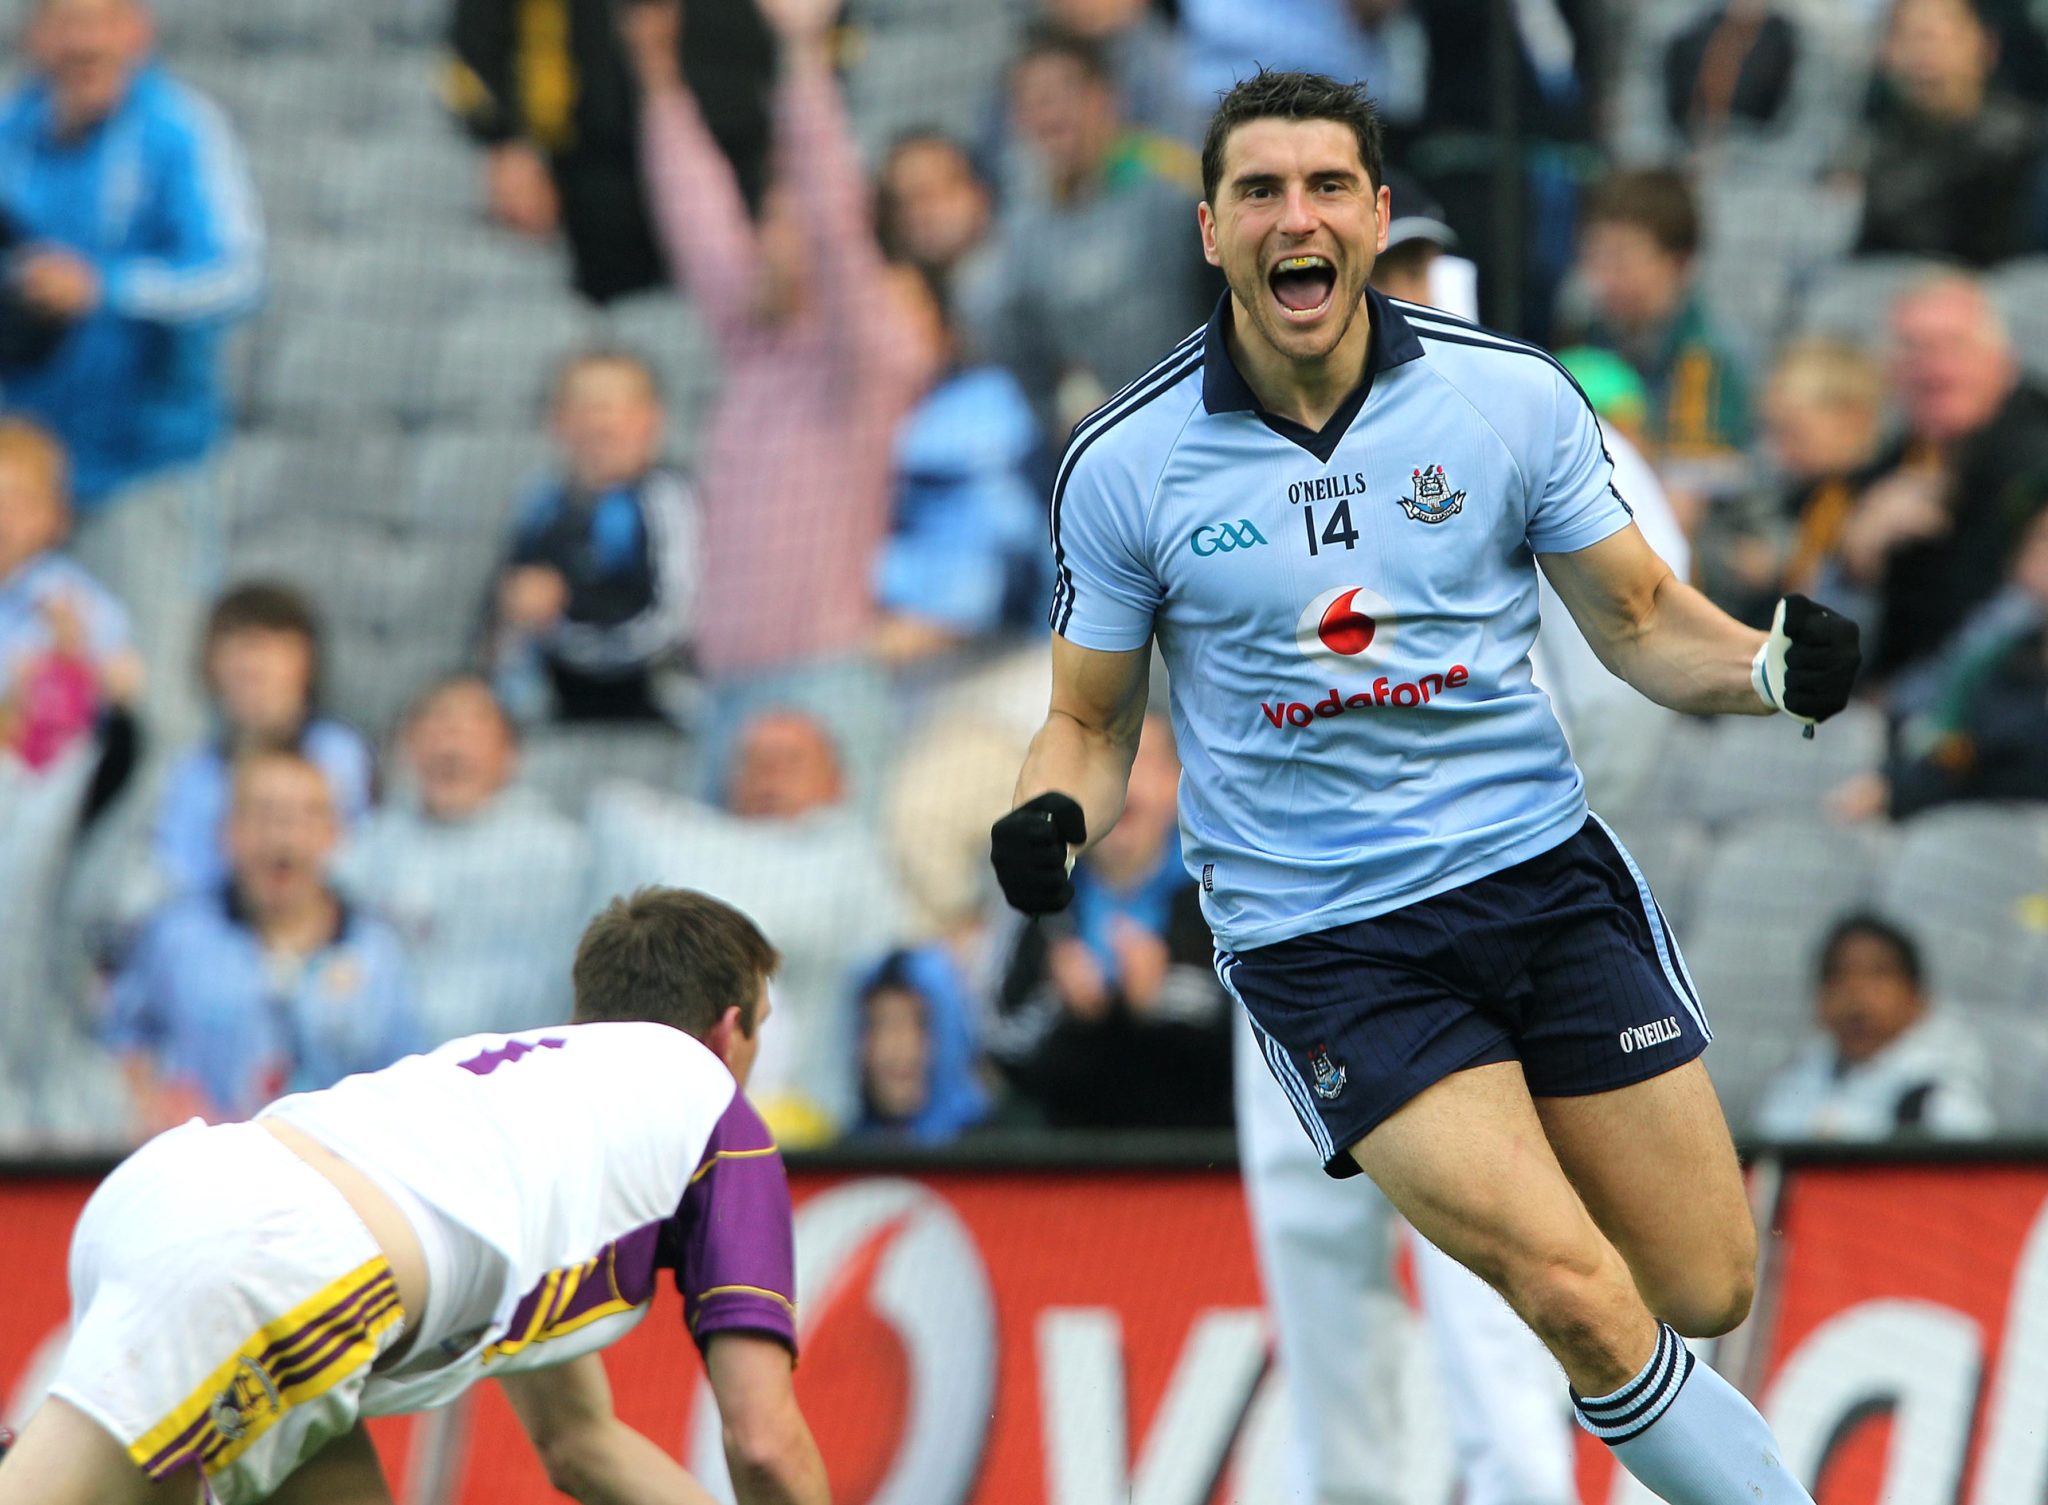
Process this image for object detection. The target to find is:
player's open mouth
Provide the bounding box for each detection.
[1268,254,1336,321]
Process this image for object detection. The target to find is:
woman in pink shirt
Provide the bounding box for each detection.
[622,0,936,798]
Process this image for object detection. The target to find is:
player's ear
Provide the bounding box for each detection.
[703,1004,742,1066]
[1375,183,1390,254]
[1198,201,1222,269]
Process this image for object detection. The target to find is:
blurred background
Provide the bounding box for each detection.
[4,0,2048,1499]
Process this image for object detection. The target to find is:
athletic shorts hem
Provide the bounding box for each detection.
[1523,1033,1708,1101]
[1313,1035,1521,1180]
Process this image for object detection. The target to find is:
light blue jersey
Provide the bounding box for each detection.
[1051,290,1635,950]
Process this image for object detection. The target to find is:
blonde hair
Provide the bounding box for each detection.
[1767,339,1885,414]
[0,417,70,507]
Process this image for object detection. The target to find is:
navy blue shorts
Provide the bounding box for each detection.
[1218,816,1711,1178]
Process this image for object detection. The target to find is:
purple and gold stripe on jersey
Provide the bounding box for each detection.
[485,1223,664,1362]
[130,1257,403,1481]
[678,1094,798,1354]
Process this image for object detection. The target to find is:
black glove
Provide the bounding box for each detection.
[990,792,1087,916]
[1776,594,1860,723]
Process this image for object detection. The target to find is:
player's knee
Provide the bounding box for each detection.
[1502,1248,1637,1370]
[1661,1258,1755,1339]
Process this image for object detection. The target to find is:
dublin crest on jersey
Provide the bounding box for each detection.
[1398,464,1466,524]
[1307,1043,1347,1101]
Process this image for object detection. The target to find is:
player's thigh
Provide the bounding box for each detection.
[1348,1061,1633,1332]
[1534,1058,1756,1337]
[0,1396,199,1505]
[264,1422,394,1505]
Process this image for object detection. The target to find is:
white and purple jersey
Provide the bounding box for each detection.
[261,1021,796,1412]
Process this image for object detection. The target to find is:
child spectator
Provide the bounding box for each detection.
[492,349,698,725]
[110,748,417,1135]
[153,583,371,895]
[851,949,990,1144]
[1574,168,1752,469]
[1756,913,1994,1141]
[872,265,1047,677]
[1699,339,1888,628]
[0,417,139,774]
[876,131,995,283]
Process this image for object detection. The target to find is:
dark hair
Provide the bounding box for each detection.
[572,887,780,1039]
[1581,168,1702,260]
[203,581,323,700]
[549,346,663,409]
[1201,68,1384,205]
[876,128,987,263]
[1818,912,1924,989]
[1015,23,1115,87]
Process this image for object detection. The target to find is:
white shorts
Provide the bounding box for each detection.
[48,1120,406,1504]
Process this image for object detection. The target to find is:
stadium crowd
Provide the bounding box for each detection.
[1,0,2045,1153]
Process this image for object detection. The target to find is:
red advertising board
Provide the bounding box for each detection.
[4,1161,2046,1503]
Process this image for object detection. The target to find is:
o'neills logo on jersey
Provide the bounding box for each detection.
[1260,668,1470,728]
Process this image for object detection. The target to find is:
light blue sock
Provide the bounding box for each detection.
[1572,1323,1815,1505]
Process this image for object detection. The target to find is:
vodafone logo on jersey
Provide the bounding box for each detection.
[1295,585,1398,669]
[1270,585,1468,729]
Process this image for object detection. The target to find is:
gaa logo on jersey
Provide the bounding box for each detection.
[1294,584,1399,670]
[1399,464,1466,524]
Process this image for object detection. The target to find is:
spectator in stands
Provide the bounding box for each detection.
[448,0,774,303]
[491,349,698,726]
[335,676,591,1046]
[849,949,990,1144]
[154,583,372,896]
[875,131,995,283]
[0,417,140,775]
[108,748,418,1136]
[583,706,906,1140]
[1836,274,2048,679]
[989,716,1231,1129]
[1177,0,1428,133]
[623,0,935,800]
[1044,0,1204,144]
[973,25,1215,439]
[1699,339,1890,629]
[1661,4,1803,152]
[1852,0,2045,267]
[1833,506,2048,818]
[0,0,264,747]
[1574,168,1752,468]
[1362,166,1470,314]
[1756,913,1994,1141]
[872,265,1047,680]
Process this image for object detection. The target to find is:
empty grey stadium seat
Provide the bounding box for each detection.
[401,428,555,542]
[329,130,488,231]
[1971,1000,2048,1134]
[1988,258,2048,382]
[220,427,408,535]
[518,725,696,816]
[1795,256,1951,350]
[256,308,443,429]
[245,128,364,233]
[843,16,1022,156]
[1684,820,1894,1132]
[1877,805,2048,1008]
[1684,703,1886,829]
[425,302,602,423]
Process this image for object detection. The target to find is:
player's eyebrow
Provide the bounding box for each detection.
[1230,167,1361,196]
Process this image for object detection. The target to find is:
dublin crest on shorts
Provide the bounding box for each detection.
[1308,1043,1348,1101]
[1399,464,1466,524]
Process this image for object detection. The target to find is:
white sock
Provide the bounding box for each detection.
[1572,1323,1814,1505]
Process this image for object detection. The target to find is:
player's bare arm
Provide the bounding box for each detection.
[992,637,1152,915]
[704,1333,830,1505]
[1539,523,1860,723]
[500,1350,723,1505]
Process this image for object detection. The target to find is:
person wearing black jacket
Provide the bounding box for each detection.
[446,0,774,303]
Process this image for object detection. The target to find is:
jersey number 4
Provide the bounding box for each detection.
[1302,499,1359,556]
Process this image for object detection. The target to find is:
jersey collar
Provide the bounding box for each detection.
[1200,285,1426,463]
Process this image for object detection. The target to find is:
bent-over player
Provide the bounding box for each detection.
[0,887,828,1505]
[991,71,1859,1505]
